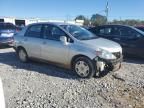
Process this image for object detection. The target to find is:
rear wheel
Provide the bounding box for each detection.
[17,48,28,63]
[73,57,95,78]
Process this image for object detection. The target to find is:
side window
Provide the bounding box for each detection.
[98,27,112,36]
[43,25,66,41]
[120,27,137,37]
[25,25,42,38]
[111,27,120,36]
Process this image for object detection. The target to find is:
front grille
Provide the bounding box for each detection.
[112,52,121,59]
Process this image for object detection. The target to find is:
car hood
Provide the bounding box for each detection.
[81,38,122,53]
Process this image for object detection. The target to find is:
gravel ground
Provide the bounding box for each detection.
[0,48,144,108]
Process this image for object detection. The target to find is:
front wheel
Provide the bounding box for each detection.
[17,48,28,63]
[73,57,95,78]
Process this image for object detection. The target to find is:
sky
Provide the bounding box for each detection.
[0,0,144,21]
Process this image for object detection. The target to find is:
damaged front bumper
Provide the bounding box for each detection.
[94,55,123,72]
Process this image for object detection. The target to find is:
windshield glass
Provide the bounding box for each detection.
[0,23,15,30]
[60,25,98,40]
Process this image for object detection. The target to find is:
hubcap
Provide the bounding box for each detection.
[75,61,90,77]
[19,50,27,62]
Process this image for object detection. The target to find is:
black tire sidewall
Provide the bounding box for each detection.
[73,57,95,78]
[18,48,28,63]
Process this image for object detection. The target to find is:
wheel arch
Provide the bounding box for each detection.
[71,54,93,69]
[16,46,27,53]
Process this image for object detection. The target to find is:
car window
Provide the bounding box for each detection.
[0,23,15,30]
[98,27,120,36]
[25,25,42,38]
[43,25,66,41]
[98,27,112,36]
[61,25,97,40]
[119,27,138,37]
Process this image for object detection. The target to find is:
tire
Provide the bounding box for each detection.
[17,48,28,63]
[73,57,95,78]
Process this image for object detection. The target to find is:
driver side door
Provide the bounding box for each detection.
[41,24,70,65]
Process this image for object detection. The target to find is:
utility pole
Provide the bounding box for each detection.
[105,1,109,23]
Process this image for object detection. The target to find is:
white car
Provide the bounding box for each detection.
[14,22,123,78]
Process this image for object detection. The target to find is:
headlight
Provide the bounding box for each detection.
[96,49,116,60]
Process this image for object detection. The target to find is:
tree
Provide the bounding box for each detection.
[90,14,107,26]
[75,15,90,26]
[110,19,144,26]
[75,15,86,21]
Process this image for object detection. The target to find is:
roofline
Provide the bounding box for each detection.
[26,22,75,27]
[92,24,133,28]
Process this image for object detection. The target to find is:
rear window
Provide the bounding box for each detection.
[0,23,15,30]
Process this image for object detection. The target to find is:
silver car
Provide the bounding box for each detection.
[14,22,123,78]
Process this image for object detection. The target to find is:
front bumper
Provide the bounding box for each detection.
[94,55,123,72]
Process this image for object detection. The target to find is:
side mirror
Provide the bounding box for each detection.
[60,36,68,45]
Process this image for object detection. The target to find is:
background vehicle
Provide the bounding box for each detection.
[89,25,144,58]
[14,23,122,78]
[0,22,15,48]
[135,26,144,32]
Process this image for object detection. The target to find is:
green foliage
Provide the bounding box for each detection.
[75,15,144,26]
[75,15,86,21]
[90,14,107,26]
[110,19,144,26]
[75,14,107,26]
[75,15,90,26]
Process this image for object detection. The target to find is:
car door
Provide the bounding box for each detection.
[118,26,143,56]
[23,24,43,58]
[41,24,70,65]
[134,35,144,57]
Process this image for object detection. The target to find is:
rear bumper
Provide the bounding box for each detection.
[0,41,14,48]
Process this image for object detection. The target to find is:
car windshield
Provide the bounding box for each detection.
[60,25,98,40]
[0,23,15,30]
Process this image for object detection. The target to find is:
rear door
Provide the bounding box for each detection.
[23,24,43,58]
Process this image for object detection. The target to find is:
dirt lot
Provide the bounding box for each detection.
[0,48,144,108]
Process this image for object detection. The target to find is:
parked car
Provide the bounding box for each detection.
[14,22,122,78]
[89,25,144,58]
[0,22,15,48]
[135,26,144,32]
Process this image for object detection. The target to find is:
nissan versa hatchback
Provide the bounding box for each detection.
[14,22,123,78]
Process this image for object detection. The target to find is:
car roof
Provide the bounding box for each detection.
[95,24,133,28]
[28,22,73,27]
